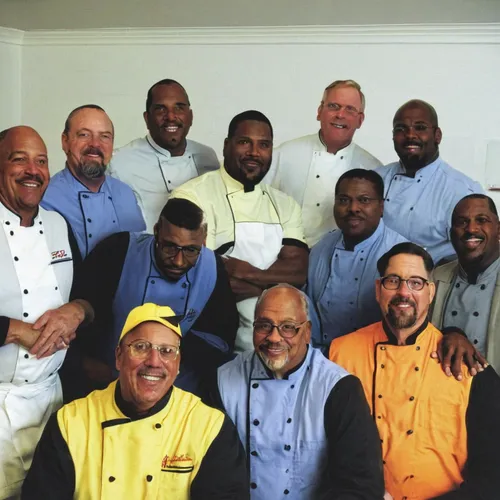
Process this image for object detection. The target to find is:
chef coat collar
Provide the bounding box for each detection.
[114,381,173,421]
[146,134,189,159]
[382,318,429,346]
[336,218,386,252]
[220,164,262,194]
[457,256,500,285]
[62,164,109,193]
[317,130,356,156]
[0,200,39,227]
[396,155,442,179]
[254,344,310,380]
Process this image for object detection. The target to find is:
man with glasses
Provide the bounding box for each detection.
[267,80,382,246]
[210,284,384,500]
[330,242,500,499]
[23,303,249,499]
[306,169,406,349]
[109,79,219,232]
[68,198,238,398]
[376,99,483,264]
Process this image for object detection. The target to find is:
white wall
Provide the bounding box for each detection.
[0,28,22,131]
[17,25,500,204]
[1,0,499,29]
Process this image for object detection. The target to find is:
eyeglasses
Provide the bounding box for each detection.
[323,101,362,116]
[253,320,309,339]
[157,241,201,260]
[127,340,180,361]
[392,124,436,135]
[335,195,380,206]
[380,275,430,292]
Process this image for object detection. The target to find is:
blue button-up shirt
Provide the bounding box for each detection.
[307,220,407,347]
[42,168,145,257]
[376,157,483,264]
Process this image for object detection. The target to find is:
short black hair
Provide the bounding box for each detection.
[159,198,205,231]
[453,194,498,218]
[335,168,384,199]
[377,242,434,277]
[145,79,190,112]
[63,104,108,135]
[227,110,273,139]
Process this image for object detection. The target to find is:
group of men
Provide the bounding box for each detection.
[1,76,499,499]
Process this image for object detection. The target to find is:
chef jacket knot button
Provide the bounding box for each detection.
[340,156,344,160]
[24,354,29,359]
[109,476,115,482]
[455,283,460,288]
[410,475,414,478]
[82,194,89,199]
[316,203,320,207]
[416,346,420,351]
[381,364,385,369]
[88,234,92,238]
[380,346,386,351]
[473,311,479,317]
[451,311,458,316]
[182,283,187,288]
[108,196,112,200]
[4,221,9,225]
[253,419,260,426]
[14,256,19,261]
[316,175,320,178]
[407,429,414,435]
[290,385,295,389]
[481,284,486,290]
[250,482,257,489]
[155,423,161,429]
[251,450,258,457]
[146,475,153,482]
[284,489,290,495]
[10,231,14,236]
[113,220,116,223]
[414,367,419,371]
[151,280,156,284]
[284,444,291,451]
[287,418,292,423]
[409,396,415,401]
[252,383,259,389]
[378,394,382,398]
[39,230,43,234]
[23,312,28,318]
[87,218,92,223]
[23,289,28,294]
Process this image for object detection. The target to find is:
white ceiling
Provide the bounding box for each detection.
[1,0,500,30]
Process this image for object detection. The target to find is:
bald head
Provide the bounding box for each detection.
[255,284,309,320]
[394,99,438,127]
[0,126,49,226]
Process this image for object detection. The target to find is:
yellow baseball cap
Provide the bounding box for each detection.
[119,303,183,342]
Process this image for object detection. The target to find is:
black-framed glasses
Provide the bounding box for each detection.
[157,241,202,260]
[253,320,309,339]
[380,275,429,292]
[323,102,362,116]
[392,124,436,135]
[335,195,380,206]
[127,340,180,361]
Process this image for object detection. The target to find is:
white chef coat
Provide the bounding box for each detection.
[0,203,73,499]
[109,135,219,232]
[266,132,382,246]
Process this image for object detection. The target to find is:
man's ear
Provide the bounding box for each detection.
[375,278,381,304]
[61,132,69,155]
[143,111,150,130]
[115,345,122,372]
[428,281,436,305]
[434,127,443,146]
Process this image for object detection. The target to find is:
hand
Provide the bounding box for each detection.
[431,331,488,380]
[30,302,86,358]
[5,319,40,350]
[229,277,263,301]
[223,256,258,280]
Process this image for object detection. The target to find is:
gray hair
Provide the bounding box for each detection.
[255,284,310,321]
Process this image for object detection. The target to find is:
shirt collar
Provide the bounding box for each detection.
[0,200,39,227]
[316,130,356,156]
[115,381,173,420]
[336,219,386,251]
[382,318,429,346]
[219,165,262,194]
[397,155,442,179]
[62,165,109,194]
[146,134,190,159]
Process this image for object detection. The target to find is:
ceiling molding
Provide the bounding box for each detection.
[0,27,24,45]
[18,23,500,46]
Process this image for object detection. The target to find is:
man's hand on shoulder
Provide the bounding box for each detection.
[431,329,488,381]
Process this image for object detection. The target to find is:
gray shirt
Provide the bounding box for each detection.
[443,257,500,355]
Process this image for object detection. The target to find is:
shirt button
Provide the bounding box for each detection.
[474,339,478,344]
[250,450,258,457]
[182,283,187,288]
[88,234,92,238]
[39,230,44,234]
[108,196,112,200]
[253,419,260,426]
[23,289,28,294]
[146,475,153,482]
[416,346,420,351]
[340,156,344,160]
[151,280,156,284]
[455,283,460,288]
[407,429,414,435]
[284,490,290,495]
[381,364,385,369]
[24,354,29,359]
[481,285,486,290]
[378,394,383,398]
[414,367,419,371]
[451,311,458,316]
[316,175,320,178]
[380,346,386,351]
[287,418,292,423]
[316,203,320,207]
[473,311,479,317]
[87,218,92,223]
[14,256,19,261]
[82,194,89,199]
[4,221,9,225]
[250,482,257,489]
[252,383,259,389]
[23,312,28,318]
[410,207,414,211]
[290,385,295,389]
[10,231,14,236]
[109,476,115,482]
[284,445,291,451]
[409,396,415,401]
[155,423,161,429]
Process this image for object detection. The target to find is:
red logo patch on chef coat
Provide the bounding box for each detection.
[51,249,68,260]
[161,454,194,473]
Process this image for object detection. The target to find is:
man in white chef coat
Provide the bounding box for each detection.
[109,79,219,232]
[0,126,93,499]
[268,79,382,246]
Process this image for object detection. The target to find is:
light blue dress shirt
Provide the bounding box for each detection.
[376,157,483,264]
[306,220,407,347]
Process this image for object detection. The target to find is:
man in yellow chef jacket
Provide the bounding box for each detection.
[172,110,309,352]
[22,303,249,499]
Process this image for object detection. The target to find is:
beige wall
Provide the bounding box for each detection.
[0,0,499,30]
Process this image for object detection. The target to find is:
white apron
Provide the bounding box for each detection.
[224,191,283,352]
